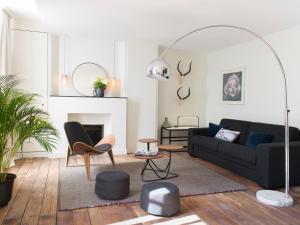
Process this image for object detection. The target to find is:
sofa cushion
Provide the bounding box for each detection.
[245,131,273,148]
[208,123,224,137]
[215,128,240,142]
[220,119,251,145]
[192,135,223,152]
[248,122,300,142]
[218,142,257,164]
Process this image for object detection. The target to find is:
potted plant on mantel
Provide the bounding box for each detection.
[0,75,59,207]
[93,76,109,97]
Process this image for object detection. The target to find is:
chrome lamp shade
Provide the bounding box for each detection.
[147,58,171,80]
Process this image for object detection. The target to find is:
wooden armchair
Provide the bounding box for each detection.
[64,121,115,180]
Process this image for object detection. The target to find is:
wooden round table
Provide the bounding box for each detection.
[138,138,158,152]
[158,144,183,152]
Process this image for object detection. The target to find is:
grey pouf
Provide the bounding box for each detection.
[95,170,130,200]
[140,182,180,217]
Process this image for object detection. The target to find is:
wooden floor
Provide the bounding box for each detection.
[0,153,299,225]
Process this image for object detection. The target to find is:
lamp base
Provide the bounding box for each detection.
[256,190,293,207]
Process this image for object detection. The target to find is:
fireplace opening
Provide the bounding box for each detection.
[82,124,104,145]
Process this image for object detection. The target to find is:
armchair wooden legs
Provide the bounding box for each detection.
[83,153,91,180]
[65,144,115,180]
[107,149,115,167]
[83,151,114,180]
[66,146,71,167]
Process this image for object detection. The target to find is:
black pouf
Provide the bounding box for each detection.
[140,182,180,217]
[95,170,130,200]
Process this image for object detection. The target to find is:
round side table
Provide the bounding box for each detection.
[138,138,158,151]
[134,153,165,182]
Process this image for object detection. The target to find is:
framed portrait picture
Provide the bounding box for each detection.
[221,68,245,104]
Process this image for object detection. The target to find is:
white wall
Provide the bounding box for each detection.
[206,26,300,128]
[126,41,158,153]
[158,48,207,132]
[57,37,115,96]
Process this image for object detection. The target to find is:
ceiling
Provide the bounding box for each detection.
[5,0,300,52]
[0,0,40,19]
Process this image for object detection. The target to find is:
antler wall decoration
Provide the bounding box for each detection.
[176,60,192,101]
[177,60,192,77]
[177,86,190,100]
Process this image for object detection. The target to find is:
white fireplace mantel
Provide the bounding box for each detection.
[48,96,127,158]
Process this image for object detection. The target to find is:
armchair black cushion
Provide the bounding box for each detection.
[64,121,93,150]
[188,118,300,188]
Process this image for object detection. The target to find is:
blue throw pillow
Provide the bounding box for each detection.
[208,123,223,137]
[245,131,273,148]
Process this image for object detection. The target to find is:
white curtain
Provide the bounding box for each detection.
[0,9,14,167]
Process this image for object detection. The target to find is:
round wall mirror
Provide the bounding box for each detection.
[72,62,108,96]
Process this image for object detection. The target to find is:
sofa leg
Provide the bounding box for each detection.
[83,153,91,180]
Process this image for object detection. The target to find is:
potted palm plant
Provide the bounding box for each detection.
[93,76,109,97]
[0,75,59,207]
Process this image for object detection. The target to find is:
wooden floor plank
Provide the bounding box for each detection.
[21,158,51,225]
[72,209,91,225]
[2,158,42,225]
[56,211,73,225]
[213,193,269,225]
[239,191,300,224]
[92,205,138,225]
[224,192,285,225]
[38,159,59,225]
[184,195,240,225]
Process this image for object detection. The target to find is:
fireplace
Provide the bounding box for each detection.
[82,124,104,145]
[49,97,127,156]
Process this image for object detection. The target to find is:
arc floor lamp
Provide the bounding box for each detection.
[147,25,293,207]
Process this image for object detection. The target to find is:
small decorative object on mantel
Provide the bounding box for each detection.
[93,76,109,97]
[176,60,192,102]
[161,117,172,128]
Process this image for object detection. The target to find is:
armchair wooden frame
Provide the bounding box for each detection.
[66,134,115,180]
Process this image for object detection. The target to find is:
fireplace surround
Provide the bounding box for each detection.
[48,96,127,157]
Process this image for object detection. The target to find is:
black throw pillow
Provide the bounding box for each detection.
[208,123,224,137]
[245,131,273,148]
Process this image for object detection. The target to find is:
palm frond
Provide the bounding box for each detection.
[0,74,59,181]
[0,75,21,93]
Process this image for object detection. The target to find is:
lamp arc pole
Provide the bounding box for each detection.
[148,24,293,207]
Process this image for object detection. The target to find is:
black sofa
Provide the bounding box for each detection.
[188,119,300,188]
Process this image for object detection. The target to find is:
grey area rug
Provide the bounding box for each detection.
[59,155,246,210]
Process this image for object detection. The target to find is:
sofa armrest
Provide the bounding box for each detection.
[188,128,208,156]
[256,141,300,188]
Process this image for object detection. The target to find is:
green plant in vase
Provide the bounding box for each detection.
[0,75,59,207]
[93,76,109,97]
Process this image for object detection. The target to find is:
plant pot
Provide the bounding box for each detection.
[0,173,16,207]
[94,88,105,97]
